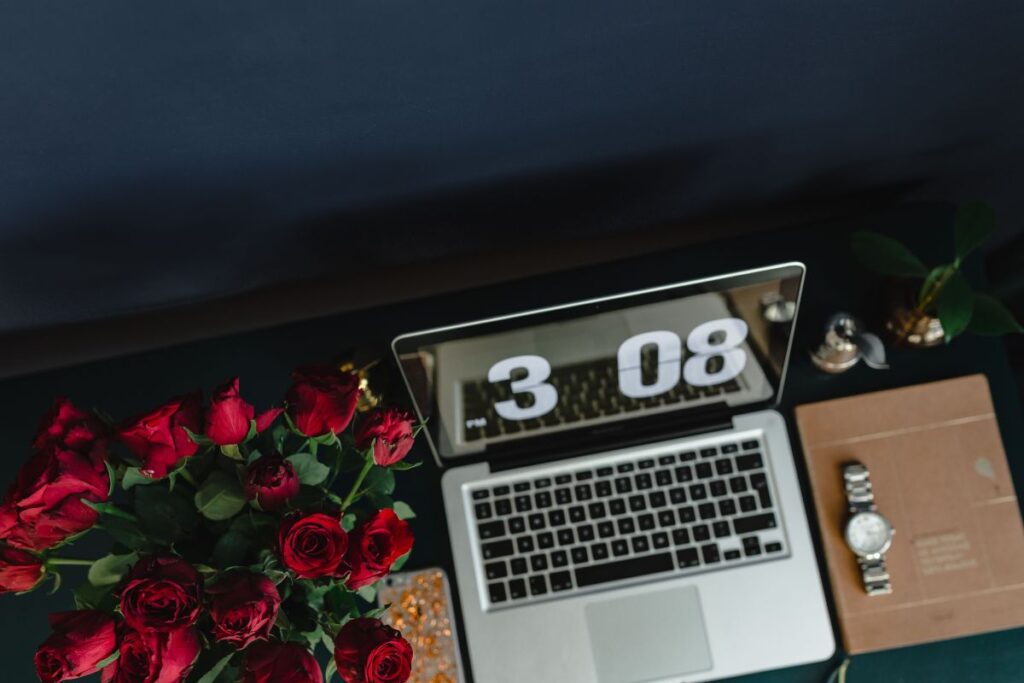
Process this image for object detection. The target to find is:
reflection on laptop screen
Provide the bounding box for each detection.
[393,264,803,463]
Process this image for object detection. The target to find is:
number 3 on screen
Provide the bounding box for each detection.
[488,318,749,421]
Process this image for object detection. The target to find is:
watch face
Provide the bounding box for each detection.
[845,511,893,556]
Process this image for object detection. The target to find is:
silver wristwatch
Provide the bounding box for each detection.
[842,462,894,596]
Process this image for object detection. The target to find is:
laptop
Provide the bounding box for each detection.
[392,263,835,683]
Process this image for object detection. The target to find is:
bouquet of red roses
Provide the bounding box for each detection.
[0,365,421,683]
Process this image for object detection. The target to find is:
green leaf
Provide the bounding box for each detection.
[325,658,338,682]
[954,201,996,260]
[95,513,151,551]
[194,471,247,521]
[388,460,422,471]
[195,652,234,683]
[966,293,1024,335]
[935,270,975,342]
[121,467,157,490]
[182,426,214,446]
[851,231,929,278]
[391,550,411,572]
[286,453,330,487]
[212,530,254,569]
[392,501,416,520]
[918,265,954,306]
[341,512,357,532]
[321,630,336,654]
[246,448,264,465]
[73,580,116,611]
[104,461,116,497]
[362,467,395,497]
[88,552,138,587]
[134,485,200,543]
[95,650,120,670]
[357,584,377,603]
[81,500,139,522]
[220,444,243,460]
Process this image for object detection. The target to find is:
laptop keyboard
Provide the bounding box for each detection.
[461,350,742,442]
[468,435,787,609]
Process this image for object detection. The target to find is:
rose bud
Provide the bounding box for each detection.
[0,446,110,552]
[241,641,323,683]
[277,512,348,579]
[206,377,283,446]
[118,392,202,479]
[33,398,108,459]
[118,555,203,632]
[285,365,361,437]
[0,545,45,593]
[334,617,414,683]
[100,627,200,683]
[354,408,416,467]
[208,571,281,648]
[34,610,117,683]
[244,455,300,512]
[343,509,414,590]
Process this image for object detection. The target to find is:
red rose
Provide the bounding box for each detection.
[118,556,203,632]
[33,398,108,459]
[206,377,283,446]
[34,610,117,683]
[208,571,281,648]
[244,455,300,512]
[344,509,414,590]
[118,392,202,479]
[286,365,361,437]
[334,617,413,683]
[240,641,323,683]
[0,446,109,551]
[278,512,348,579]
[354,408,416,467]
[0,544,44,593]
[100,627,200,683]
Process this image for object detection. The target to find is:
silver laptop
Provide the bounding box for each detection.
[392,263,834,683]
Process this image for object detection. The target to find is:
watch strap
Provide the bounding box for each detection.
[858,556,893,596]
[843,461,893,595]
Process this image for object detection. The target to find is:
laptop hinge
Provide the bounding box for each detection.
[489,408,735,474]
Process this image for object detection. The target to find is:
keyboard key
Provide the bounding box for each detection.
[494,485,511,496]
[609,499,626,515]
[485,561,507,579]
[595,480,612,497]
[535,477,551,488]
[514,482,530,492]
[631,536,650,553]
[479,521,506,539]
[551,550,569,567]
[529,513,546,530]
[695,463,713,479]
[537,532,554,549]
[569,506,586,523]
[669,487,687,504]
[575,485,593,501]
[588,502,607,519]
[635,473,653,490]
[576,470,593,481]
[649,491,667,508]
[596,466,613,477]
[689,483,708,501]
[535,491,553,508]
[510,558,528,575]
[617,462,636,474]
[517,536,534,553]
[482,540,514,559]
[472,490,489,500]
[618,518,636,535]
[571,546,589,564]
[734,513,777,534]
[577,524,595,542]
[739,495,757,512]
[548,510,566,527]
[724,549,741,560]
[675,466,693,483]
[700,447,718,458]
[679,506,696,523]
[765,542,783,553]
[658,455,676,466]
[592,542,609,560]
[655,470,673,487]
[555,488,572,505]
[489,582,507,603]
[495,499,512,516]
[509,517,526,534]
[474,502,493,520]
[716,459,734,476]
[693,524,710,542]
[638,514,655,531]
[741,440,759,450]
[629,495,646,512]
[713,521,731,538]
[743,536,762,556]
[652,532,669,549]
[750,473,772,508]
[508,578,527,599]
[530,554,548,571]
[550,571,573,592]
[639,459,655,470]
[611,539,629,556]
[672,528,690,545]
[658,510,676,527]
[529,575,548,596]
[557,529,575,546]
[698,503,717,520]
[676,547,699,568]
[701,544,721,564]
[597,521,615,538]
[709,480,727,497]
[575,553,674,587]
[680,451,697,461]
[719,499,737,516]
[615,477,633,494]
[555,474,571,485]
[721,443,739,454]
[729,476,748,494]
[514,496,532,512]
[736,453,763,471]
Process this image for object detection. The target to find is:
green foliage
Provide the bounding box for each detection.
[286,453,330,486]
[935,271,975,341]
[967,294,1024,335]
[194,471,247,521]
[392,501,416,520]
[134,485,200,543]
[87,552,138,586]
[195,651,234,683]
[121,467,156,490]
[954,201,997,260]
[851,231,928,278]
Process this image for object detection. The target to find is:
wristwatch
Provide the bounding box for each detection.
[842,462,894,596]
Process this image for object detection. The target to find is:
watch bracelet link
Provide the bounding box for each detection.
[843,462,893,595]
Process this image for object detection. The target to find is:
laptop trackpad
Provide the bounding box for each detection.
[585,586,712,683]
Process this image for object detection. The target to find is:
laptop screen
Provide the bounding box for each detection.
[392,263,804,464]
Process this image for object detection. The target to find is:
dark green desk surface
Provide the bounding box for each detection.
[2,202,1022,682]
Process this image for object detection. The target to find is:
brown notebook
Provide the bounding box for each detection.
[795,374,1024,654]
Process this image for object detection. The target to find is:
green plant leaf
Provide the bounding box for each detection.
[966,293,1024,335]
[121,467,157,490]
[73,580,116,611]
[95,650,120,670]
[341,512,357,532]
[246,449,264,465]
[935,270,975,342]
[325,658,338,682]
[182,426,214,446]
[194,471,247,521]
[391,550,411,572]
[195,652,234,683]
[220,444,243,460]
[134,485,200,543]
[388,460,422,471]
[954,201,996,260]
[851,231,929,278]
[212,530,254,569]
[81,499,139,522]
[286,453,330,486]
[392,501,416,520]
[918,265,954,306]
[362,467,395,498]
[357,584,377,603]
[88,552,138,587]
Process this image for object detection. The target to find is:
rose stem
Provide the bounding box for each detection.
[340,457,375,511]
[46,558,93,567]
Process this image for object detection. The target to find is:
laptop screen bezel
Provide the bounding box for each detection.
[391,262,805,469]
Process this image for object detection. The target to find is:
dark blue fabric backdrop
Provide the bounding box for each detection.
[2,2,1023,333]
